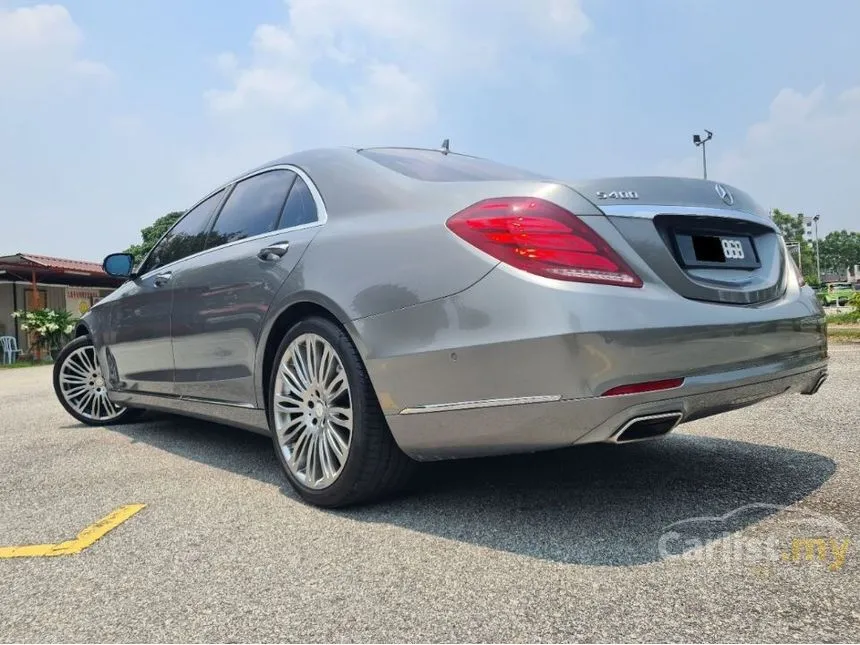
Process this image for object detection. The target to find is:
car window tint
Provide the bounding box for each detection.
[357,148,549,182]
[141,189,225,274]
[278,176,318,229]
[206,170,295,249]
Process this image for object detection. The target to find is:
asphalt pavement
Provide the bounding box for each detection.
[1,346,858,642]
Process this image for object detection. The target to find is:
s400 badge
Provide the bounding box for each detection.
[595,190,639,200]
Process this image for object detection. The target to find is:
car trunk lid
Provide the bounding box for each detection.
[565,177,788,306]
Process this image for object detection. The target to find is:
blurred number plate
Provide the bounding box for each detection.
[673,232,760,269]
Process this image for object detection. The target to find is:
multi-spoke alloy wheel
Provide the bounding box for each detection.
[52,336,140,426]
[274,332,353,489]
[268,317,414,507]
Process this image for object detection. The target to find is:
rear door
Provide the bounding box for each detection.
[107,189,226,395]
[171,166,323,406]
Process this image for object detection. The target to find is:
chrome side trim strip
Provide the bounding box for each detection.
[399,394,561,415]
[178,395,257,409]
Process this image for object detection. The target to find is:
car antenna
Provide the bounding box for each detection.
[440,138,450,155]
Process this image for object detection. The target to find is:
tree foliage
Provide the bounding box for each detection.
[770,209,860,282]
[771,209,806,242]
[770,209,817,285]
[818,230,860,276]
[125,211,183,264]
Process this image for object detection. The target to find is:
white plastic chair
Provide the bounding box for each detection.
[1,336,23,364]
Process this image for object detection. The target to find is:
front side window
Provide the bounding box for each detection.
[140,189,225,274]
[206,170,295,249]
[277,176,318,229]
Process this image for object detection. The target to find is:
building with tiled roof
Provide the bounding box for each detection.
[0,252,125,358]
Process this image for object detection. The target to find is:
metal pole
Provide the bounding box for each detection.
[11,282,19,349]
[702,142,707,180]
[814,215,821,284]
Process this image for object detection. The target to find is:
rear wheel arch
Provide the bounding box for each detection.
[74,323,90,338]
[259,298,365,414]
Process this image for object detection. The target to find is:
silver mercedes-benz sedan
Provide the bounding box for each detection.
[53,146,828,507]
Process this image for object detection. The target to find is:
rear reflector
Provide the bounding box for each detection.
[601,378,685,397]
[446,197,642,287]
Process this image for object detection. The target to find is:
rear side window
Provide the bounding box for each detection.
[206,169,295,248]
[357,148,548,182]
[277,176,318,229]
[141,189,225,273]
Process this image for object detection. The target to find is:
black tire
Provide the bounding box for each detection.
[52,336,144,426]
[267,316,414,508]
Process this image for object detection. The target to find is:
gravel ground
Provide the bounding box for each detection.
[0,346,858,643]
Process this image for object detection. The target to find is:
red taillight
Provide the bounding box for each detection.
[446,197,642,287]
[601,378,685,397]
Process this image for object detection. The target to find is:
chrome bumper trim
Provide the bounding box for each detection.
[400,394,562,415]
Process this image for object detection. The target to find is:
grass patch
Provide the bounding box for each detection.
[828,327,860,343]
[0,360,53,369]
[826,310,860,324]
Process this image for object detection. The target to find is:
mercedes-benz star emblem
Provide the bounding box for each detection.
[715,183,734,206]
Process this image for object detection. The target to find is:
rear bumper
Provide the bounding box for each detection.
[387,363,827,460]
[353,263,828,460]
[384,362,826,460]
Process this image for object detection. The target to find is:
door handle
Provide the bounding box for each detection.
[257,241,290,261]
[153,271,173,287]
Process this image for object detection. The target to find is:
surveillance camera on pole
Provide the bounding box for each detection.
[692,130,713,180]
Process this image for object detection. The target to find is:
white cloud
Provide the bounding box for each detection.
[0,4,111,86]
[204,0,590,144]
[189,0,591,194]
[657,85,860,231]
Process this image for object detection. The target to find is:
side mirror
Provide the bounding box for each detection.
[103,253,136,278]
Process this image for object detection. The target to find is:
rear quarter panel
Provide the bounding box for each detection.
[290,179,604,321]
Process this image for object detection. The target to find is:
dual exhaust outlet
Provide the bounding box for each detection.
[609,370,827,443]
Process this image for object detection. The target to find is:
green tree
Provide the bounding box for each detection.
[771,208,805,241]
[770,208,817,285]
[125,211,183,264]
[817,230,860,276]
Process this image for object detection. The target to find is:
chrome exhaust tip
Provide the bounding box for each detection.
[611,412,683,444]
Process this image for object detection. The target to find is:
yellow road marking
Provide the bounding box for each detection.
[0,504,146,559]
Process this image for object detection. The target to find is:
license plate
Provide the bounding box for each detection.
[673,232,760,269]
[719,237,746,260]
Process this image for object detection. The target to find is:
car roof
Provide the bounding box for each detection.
[229,146,546,217]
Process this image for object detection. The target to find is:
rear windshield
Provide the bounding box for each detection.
[357,147,548,182]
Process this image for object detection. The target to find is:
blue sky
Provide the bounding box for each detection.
[2,0,859,260]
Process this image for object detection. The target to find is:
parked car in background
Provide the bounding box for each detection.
[817,282,854,306]
[52,146,828,507]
